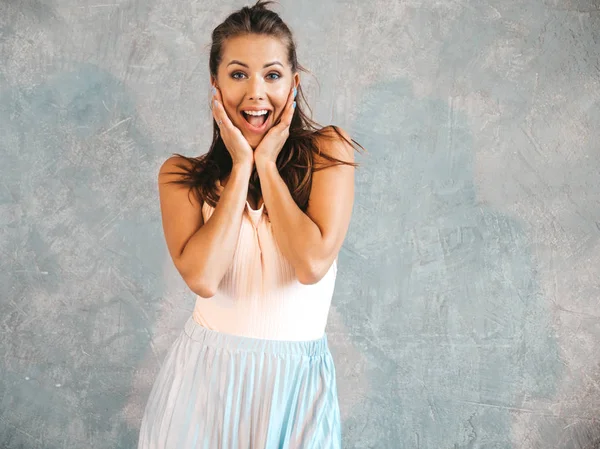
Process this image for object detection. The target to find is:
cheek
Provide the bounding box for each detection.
[275,90,290,106]
[223,102,240,121]
[220,93,238,114]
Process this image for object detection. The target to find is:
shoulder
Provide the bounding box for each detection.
[313,125,355,163]
[157,155,207,207]
[159,154,195,177]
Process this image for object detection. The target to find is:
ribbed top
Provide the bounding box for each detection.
[192,186,338,341]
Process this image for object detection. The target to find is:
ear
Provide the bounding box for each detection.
[293,72,300,90]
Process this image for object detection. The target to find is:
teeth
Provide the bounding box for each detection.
[243,110,269,116]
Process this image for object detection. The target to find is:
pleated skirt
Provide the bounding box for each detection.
[137,316,341,449]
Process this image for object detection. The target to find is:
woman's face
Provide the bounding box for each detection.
[212,34,299,149]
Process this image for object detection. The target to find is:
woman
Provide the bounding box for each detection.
[138,1,365,447]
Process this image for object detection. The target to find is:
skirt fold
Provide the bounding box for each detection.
[138,316,341,449]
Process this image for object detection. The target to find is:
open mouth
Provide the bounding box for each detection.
[241,110,271,131]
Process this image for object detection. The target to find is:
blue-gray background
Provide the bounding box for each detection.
[1,0,599,448]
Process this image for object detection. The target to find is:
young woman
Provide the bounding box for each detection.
[138,1,365,447]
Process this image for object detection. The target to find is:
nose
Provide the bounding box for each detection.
[247,75,265,100]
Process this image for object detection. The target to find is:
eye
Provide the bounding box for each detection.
[230,71,282,81]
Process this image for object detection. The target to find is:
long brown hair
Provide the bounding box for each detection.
[167,0,366,211]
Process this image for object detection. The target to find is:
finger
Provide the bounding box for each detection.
[214,86,223,104]
[287,89,296,122]
[271,89,293,131]
[211,100,219,125]
[277,87,295,131]
[213,88,237,130]
[211,87,220,119]
[212,90,228,128]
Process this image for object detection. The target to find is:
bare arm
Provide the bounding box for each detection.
[255,126,355,284]
[158,156,253,297]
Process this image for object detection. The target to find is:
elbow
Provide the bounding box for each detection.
[182,271,216,298]
[175,254,217,297]
[295,260,323,285]
[188,280,216,298]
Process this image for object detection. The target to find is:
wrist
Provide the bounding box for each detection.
[254,157,275,170]
[232,160,254,172]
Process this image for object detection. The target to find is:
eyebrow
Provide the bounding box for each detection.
[226,60,284,69]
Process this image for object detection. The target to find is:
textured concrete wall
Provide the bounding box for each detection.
[1,0,599,448]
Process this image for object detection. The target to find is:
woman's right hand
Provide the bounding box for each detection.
[212,87,254,167]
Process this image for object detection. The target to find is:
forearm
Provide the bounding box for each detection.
[180,162,252,296]
[255,160,322,283]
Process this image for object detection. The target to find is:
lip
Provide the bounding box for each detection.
[240,110,272,134]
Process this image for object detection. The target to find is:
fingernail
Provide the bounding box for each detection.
[293,87,297,98]
[211,86,217,95]
[214,99,218,106]
[292,101,296,109]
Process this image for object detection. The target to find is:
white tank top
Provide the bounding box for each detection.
[192,196,338,341]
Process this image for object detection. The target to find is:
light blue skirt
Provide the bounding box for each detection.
[137,316,341,449]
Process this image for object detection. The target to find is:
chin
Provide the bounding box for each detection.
[244,131,266,145]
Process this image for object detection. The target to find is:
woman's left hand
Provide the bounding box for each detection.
[254,86,296,167]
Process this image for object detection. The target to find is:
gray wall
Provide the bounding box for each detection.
[1,0,599,448]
